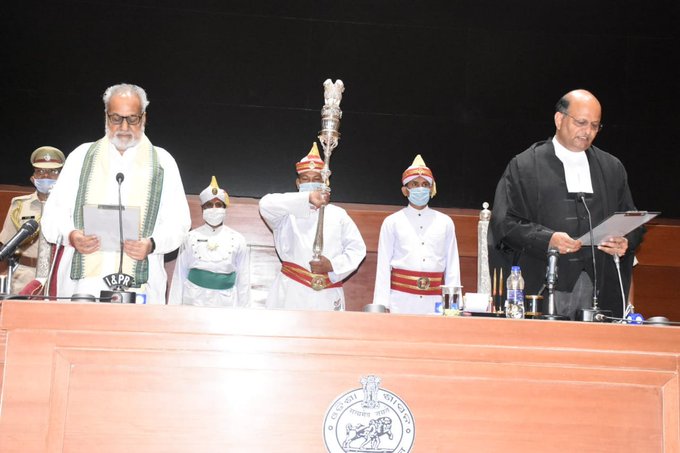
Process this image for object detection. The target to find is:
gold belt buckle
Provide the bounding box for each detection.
[311,275,327,291]
[416,276,431,290]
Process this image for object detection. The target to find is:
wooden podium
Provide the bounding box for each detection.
[1,301,678,452]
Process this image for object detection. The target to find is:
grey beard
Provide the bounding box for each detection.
[105,125,145,151]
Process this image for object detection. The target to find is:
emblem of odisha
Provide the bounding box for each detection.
[323,375,415,453]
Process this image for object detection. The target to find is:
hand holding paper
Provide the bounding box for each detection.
[597,236,628,257]
[69,229,100,255]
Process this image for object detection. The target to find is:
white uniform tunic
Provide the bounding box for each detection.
[259,192,366,311]
[373,205,461,314]
[41,140,191,304]
[168,224,249,307]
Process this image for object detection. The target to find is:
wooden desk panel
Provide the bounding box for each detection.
[0,301,678,452]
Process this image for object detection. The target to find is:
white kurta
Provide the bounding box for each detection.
[41,138,191,304]
[168,223,250,307]
[259,192,366,311]
[373,205,461,314]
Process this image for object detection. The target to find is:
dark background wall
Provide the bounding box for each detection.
[2,0,678,217]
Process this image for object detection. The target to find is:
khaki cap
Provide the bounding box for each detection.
[31,146,65,169]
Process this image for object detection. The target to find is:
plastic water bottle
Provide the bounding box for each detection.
[505,266,525,319]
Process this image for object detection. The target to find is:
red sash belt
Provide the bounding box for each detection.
[281,261,342,291]
[390,268,444,296]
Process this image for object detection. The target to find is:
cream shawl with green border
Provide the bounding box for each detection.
[70,135,164,286]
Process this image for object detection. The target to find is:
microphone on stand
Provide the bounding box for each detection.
[613,254,644,324]
[575,192,611,322]
[116,172,125,276]
[536,249,569,320]
[0,219,39,261]
[100,173,136,303]
[0,219,40,297]
[43,234,63,297]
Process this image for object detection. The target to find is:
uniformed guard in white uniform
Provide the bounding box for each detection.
[372,155,461,314]
[168,176,250,307]
[259,143,366,311]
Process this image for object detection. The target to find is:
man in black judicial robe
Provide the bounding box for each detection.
[489,89,644,319]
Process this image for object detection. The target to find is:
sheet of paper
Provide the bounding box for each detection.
[577,211,659,246]
[464,293,491,312]
[83,204,140,252]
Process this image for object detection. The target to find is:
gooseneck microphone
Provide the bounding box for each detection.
[0,219,40,261]
[100,173,136,303]
[116,172,125,279]
[575,193,612,322]
[43,234,63,297]
[578,192,598,308]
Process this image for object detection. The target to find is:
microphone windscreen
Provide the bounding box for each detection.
[116,172,124,183]
[23,219,39,234]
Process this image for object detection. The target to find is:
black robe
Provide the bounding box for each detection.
[489,139,645,317]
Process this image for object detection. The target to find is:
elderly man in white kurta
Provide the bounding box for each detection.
[41,83,191,304]
[372,155,461,314]
[168,176,249,307]
[259,143,366,311]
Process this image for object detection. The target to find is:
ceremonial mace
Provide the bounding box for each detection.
[311,79,344,266]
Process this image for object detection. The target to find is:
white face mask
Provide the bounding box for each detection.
[203,208,226,227]
[298,182,325,192]
[33,178,57,194]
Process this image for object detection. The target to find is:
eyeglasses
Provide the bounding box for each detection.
[562,111,603,131]
[34,168,61,177]
[106,112,144,126]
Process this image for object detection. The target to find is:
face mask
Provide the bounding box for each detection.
[407,187,430,207]
[203,208,226,227]
[34,178,57,194]
[298,182,325,192]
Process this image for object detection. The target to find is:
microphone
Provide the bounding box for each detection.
[578,192,598,307]
[536,249,569,320]
[612,253,642,323]
[0,219,40,261]
[546,248,558,288]
[43,234,63,297]
[116,173,125,277]
[575,192,612,322]
[100,173,136,303]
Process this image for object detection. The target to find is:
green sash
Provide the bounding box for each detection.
[188,268,236,290]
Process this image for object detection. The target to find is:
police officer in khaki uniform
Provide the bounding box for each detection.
[0,146,65,293]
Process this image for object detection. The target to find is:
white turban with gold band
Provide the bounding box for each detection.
[199,175,230,206]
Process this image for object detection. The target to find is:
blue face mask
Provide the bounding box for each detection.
[407,187,430,207]
[299,182,325,192]
[34,178,56,194]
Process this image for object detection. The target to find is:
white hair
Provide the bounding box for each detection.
[102,83,150,112]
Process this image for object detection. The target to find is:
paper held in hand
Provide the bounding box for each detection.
[577,211,659,246]
[83,204,140,252]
